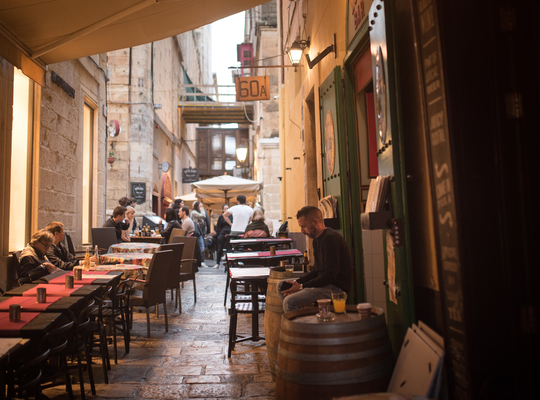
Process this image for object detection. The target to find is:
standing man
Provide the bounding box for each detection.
[45,221,79,270]
[103,206,128,243]
[223,195,253,236]
[278,206,353,313]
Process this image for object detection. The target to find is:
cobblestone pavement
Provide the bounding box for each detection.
[43,259,276,399]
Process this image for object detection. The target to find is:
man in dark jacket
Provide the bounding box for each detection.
[278,206,352,312]
[103,206,127,243]
[19,229,59,280]
[45,221,79,270]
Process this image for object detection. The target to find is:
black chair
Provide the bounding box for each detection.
[39,321,76,399]
[87,286,113,384]
[6,348,50,399]
[91,227,118,254]
[12,251,32,286]
[160,243,185,311]
[130,250,174,337]
[65,231,86,260]
[228,277,267,358]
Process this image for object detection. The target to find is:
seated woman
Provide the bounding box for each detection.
[244,209,270,238]
[121,205,138,241]
[162,208,182,244]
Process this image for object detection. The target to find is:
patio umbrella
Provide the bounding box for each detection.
[190,175,263,208]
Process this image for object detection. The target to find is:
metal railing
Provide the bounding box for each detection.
[179,84,239,104]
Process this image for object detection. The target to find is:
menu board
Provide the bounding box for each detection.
[130,182,146,204]
[414,0,470,396]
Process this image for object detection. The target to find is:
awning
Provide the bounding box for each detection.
[0,0,266,84]
[190,174,262,206]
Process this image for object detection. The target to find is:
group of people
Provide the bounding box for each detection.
[19,222,96,281]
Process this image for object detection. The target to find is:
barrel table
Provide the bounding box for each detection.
[276,306,394,400]
[264,266,304,378]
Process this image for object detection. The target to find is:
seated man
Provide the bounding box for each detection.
[103,205,128,243]
[277,206,352,313]
[45,221,80,270]
[19,229,60,280]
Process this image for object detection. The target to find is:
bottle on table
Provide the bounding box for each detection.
[302,250,310,273]
[83,248,91,271]
[94,245,99,265]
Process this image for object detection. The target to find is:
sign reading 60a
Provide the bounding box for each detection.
[235,76,270,101]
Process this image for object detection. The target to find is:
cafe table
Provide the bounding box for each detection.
[129,235,163,244]
[226,249,303,267]
[89,264,144,279]
[0,295,86,318]
[0,338,31,400]
[43,270,124,287]
[3,283,101,298]
[229,238,293,252]
[108,242,160,254]
[0,311,63,339]
[99,252,153,268]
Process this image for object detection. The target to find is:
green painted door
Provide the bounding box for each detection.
[368,0,415,351]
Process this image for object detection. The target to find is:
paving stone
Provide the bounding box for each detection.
[244,382,276,397]
[180,345,225,355]
[149,365,204,376]
[138,384,188,399]
[162,355,226,366]
[188,383,242,398]
[206,364,259,375]
[108,366,153,383]
[185,375,222,384]
[92,383,138,398]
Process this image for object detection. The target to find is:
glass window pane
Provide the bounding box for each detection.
[212,159,223,170]
[225,136,236,156]
[212,135,222,151]
[9,69,32,252]
[225,160,236,170]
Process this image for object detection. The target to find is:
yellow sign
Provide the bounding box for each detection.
[235,76,270,101]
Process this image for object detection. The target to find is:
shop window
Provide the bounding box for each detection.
[9,68,34,252]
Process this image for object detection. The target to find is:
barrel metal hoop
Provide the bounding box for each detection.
[281,313,386,334]
[277,342,392,362]
[276,356,394,385]
[279,326,389,346]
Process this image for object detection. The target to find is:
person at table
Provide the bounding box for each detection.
[244,208,270,238]
[223,195,253,236]
[162,208,182,244]
[278,206,352,313]
[45,221,80,270]
[254,206,274,237]
[172,198,184,222]
[19,229,60,280]
[122,206,138,239]
[103,206,128,243]
[215,204,232,264]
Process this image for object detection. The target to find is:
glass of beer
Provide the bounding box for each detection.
[331,292,347,313]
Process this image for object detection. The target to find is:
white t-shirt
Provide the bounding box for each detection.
[228,204,253,232]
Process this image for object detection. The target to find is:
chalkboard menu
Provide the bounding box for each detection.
[182,168,199,183]
[415,0,469,396]
[130,182,146,204]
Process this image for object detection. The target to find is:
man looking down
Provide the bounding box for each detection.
[278,206,353,313]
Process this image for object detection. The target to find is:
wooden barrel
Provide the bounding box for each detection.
[276,306,394,400]
[264,267,303,378]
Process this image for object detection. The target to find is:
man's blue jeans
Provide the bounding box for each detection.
[276,279,342,313]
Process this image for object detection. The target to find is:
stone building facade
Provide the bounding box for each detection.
[106,29,212,221]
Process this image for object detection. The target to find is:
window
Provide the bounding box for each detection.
[9,69,34,252]
[82,103,94,244]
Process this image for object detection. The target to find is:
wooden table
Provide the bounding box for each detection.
[108,242,161,254]
[43,270,123,287]
[89,264,144,279]
[128,235,163,244]
[0,295,86,317]
[4,283,101,298]
[0,312,63,339]
[227,249,303,267]
[229,238,293,252]
[0,338,31,400]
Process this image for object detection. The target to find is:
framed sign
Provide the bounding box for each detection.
[130,182,146,204]
[182,167,199,183]
[235,76,270,101]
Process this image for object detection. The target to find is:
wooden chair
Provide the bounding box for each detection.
[159,243,185,311]
[171,236,197,312]
[6,348,50,399]
[167,228,186,243]
[86,286,113,383]
[91,227,118,254]
[129,250,174,337]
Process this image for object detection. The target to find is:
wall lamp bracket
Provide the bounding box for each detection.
[305,33,337,69]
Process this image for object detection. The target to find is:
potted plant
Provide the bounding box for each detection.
[108,151,116,164]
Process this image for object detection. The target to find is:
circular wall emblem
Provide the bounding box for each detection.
[375,45,387,145]
[325,110,335,176]
[161,161,170,173]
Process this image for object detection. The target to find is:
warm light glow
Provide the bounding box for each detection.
[288,42,304,66]
[82,103,94,244]
[236,146,248,163]
[9,69,32,252]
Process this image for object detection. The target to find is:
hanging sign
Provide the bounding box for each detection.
[130,182,146,204]
[182,167,199,183]
[235,76,270,101]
